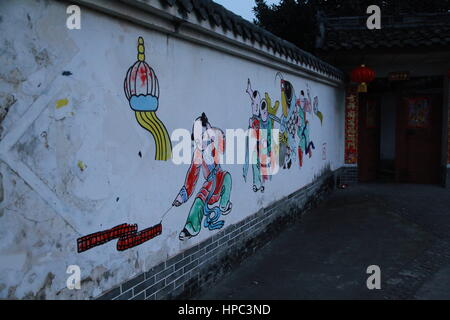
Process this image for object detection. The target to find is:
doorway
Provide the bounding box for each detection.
[358,76,444,184]
[396,93,443,184]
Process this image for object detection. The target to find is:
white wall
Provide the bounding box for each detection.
[0,0,344,299]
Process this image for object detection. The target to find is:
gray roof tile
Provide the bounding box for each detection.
[319,13,450,51]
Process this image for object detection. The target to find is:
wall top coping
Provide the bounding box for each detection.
[65,0,345,86]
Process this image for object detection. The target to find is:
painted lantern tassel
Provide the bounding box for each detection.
[124,37,172,161]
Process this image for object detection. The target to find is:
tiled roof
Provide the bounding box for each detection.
[154,0,344,80]
[318,13,450,51]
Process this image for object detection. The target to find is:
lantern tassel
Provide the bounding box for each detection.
[135,111,172,161]
[358,82,368,93]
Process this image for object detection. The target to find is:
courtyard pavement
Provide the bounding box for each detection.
[196,183,450,300]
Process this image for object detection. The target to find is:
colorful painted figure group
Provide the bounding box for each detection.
[279,80,317,170]
[244,76,323,192]
[243,79,280,193]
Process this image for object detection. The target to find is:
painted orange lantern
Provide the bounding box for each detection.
[351,64,375,93]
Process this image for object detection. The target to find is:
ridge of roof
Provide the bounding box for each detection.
[325,12,450,30]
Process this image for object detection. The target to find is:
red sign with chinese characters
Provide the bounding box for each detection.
[388,71,410,81]
[345,89,358,164]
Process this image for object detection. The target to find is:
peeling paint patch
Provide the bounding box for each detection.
[55,98,69,109]
[62,71,73,76]
[1,68,26,86]
[31,47,51,68]
[0,94,16,121]
[25,272,55,300]
[26,13,32,29]
[0,94,17,138]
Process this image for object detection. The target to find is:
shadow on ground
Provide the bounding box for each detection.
[196,183,450,300]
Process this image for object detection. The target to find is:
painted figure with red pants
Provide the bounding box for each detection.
[173,113,233,241]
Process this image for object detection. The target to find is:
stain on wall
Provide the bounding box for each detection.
[55,98,69,109]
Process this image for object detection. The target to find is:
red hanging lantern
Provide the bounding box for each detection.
[351,64,376,93]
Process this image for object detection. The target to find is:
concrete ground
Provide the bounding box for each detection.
[196,184,450,300]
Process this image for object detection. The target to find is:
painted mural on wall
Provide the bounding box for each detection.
[77,113,235,251]
[345,88,358,164]
[76,45,328,252]
[77,37,237,252]
[124,37,172,161]
[243,79,279,193]
[243,75,323,192]
[173,113,233,241]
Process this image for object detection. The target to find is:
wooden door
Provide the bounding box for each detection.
[396,94,442,184]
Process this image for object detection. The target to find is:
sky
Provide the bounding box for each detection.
[214,0,281,22]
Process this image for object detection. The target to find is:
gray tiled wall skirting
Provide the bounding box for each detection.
[97,168,340,300]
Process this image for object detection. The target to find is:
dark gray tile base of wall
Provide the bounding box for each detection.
[96,168,338,300]
[336,166,450,187]
[336,166,358,186]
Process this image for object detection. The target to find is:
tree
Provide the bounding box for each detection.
[253,0,450,53]
[253,0,318,53]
